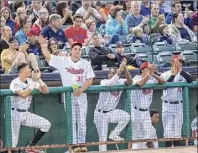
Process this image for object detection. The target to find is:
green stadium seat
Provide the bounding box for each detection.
[180,50,198,66]
[148,33,161,45]
[156,51,172,64]
[153,42,175,54]
[136,53,153,62]
[131,43,152,53]
[175,42,198,52]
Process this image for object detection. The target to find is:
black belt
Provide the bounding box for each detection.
[12,108,27,112]
[164,101,182,104]
[135,106,148,112]
[98,109,112,113]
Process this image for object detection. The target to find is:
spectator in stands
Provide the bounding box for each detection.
[148,3,165,33]
[1,36,39,74]
[122,0,131,19]
[26,29,42,56]
[27,0,42,23]
[76,0,102,23]
[14,7,27,30]
[89,33,116,70]
[125,1,149,34]
[48,38,66,56]
[170,13,197,43]
[160,0,172,17]
[114,41,142,68]
[191,11,198,33]
[157,24,173,45]
[64,14,88,46]
[56,1,73,26]
[13,0,26,12]
[0,7,17,35]
[15,16,32,45]
[41,14,68,48]
[106,5,128,46]
[32,8,49,36]
[166,2,193,29]
[99,1,114,22]
[140,0,151,16]
[129,27,149,45]
[0,26,11,53]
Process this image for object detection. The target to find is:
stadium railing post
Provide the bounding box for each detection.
[4,96,12,148]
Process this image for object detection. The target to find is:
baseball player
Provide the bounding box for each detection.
[160,55,193,147]
[130,62,165,149]
[191,104,198,145]
[38,36,95,152]
[10,63,51,151]
[94,58,132,151]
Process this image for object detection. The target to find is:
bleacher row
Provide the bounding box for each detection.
[37,40,198,72]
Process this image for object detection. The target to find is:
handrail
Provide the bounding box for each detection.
[0,81,197,96]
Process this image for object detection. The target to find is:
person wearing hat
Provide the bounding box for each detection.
[1,36,39,74]
[114,41,143,68]
[157,24,173,44]
[131,62,165,149]
[160,55,193,147]
[38,36,95,153]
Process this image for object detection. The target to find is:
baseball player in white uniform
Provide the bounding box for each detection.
[10,63,51,150]
[94,59,132,151]
[160,55,193,147]
[191,105,198,146]
[39,36,95,152]
[130,62,165,149]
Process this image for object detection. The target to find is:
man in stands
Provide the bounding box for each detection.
[27,0,42,23]
[41,14,68,49]
[88,33,116,70]
[64,14,88,47]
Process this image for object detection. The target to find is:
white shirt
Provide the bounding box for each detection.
[49,55,95,87]
[191,117,198,145]
[76,7,101,21]
[10,77,39,110]
[96,75,126,111]
[161,70,186,102]
[131,75,157,109]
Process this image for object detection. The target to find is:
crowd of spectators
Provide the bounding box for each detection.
[0,0,197,74]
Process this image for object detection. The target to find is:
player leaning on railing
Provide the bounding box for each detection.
[130,62,165,149]
[160,55,193,147]
[10,63,51,153]
[94,58,132,151]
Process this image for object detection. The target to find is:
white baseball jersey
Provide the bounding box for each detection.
[191,117,198,145]
[49,55,95,87]
[10,77,40,110]
[96,75,126,111]
[131,75,157,109]
[161,70,186,101]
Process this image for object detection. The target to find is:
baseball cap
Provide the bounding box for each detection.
[140,62,148,70]
[71,42,82,49]
[116,41,124,48]
[8,36,18,43]
[26,29,37,37]
[171,55,184,63]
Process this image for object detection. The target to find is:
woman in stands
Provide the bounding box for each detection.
[170,13,197,43]
[15,7,27,30]
[32,8,49,36]
[0,7,17,35]
[48,38,66,56]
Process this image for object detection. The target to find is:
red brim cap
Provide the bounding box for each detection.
[140,62,148,70]
[71,42,82,49]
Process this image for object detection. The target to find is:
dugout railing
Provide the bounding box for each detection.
[0,81,197,153]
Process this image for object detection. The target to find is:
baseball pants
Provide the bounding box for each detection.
[131,106,156,149]
[94,109,130,151]
[11,110,51,147]
[162,101,183,138]
[71,95,88,144]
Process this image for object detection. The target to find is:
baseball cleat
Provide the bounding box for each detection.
[109,133,124,141]
[73,147,81,152]
[81,146,88,152]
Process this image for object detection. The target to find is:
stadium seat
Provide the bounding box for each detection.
[156,51,172,64]
[180,50,198,66]
[131,43,152,53]
[153,42,175,54]
[148,33,161,45]
[175,41,198,52]
[110,44,132,54]
[136,53,153,63]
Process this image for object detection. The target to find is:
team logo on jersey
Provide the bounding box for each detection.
[111,91,120,97]
[142,89,152,94]
[65,68,84,75]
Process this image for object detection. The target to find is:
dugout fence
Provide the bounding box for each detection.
[0,81,197,153]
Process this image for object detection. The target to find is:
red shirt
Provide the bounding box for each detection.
[64,26,88,43]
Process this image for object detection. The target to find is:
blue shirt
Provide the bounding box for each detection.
[157,35,172,44]
[15,29,27,45]
[125,14,144,29]
[177,27,191,41]
[40,25,67,43]
[6,20,15,36]
[140,4,164,16]
[129,35,149,45]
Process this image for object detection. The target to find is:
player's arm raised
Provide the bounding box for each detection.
[38,36,51,61]
[123,58,133,86]
[150,65,165,84]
